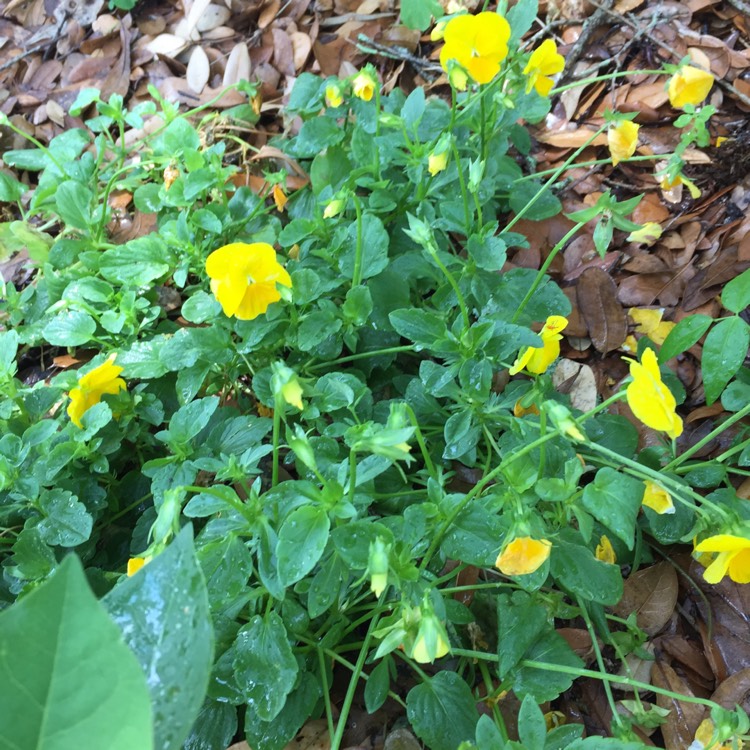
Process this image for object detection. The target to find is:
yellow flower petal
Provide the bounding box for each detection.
[272,184,287,212]
[626,222,662,245]
[509,316,568,375]
[440,12,510,85]
[668,66,714,109]
[495,537,551,576]
[694,534,750,584]
[127,557,147,576]
[352,69,377,101]
[628,307,675,345]
[523,39,564,96]
[595,535,617,564]
[428,150,449,176]
[281,379,304,410]
[642,481,675,514]
[625,348,683,438]
[608,120,639,167]
[67,355,126,429]
[325,83,343,108]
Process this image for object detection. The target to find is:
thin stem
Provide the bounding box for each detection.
[317,648,337,741]
[306,345,414,372]
[549,69,670,95]
[514,154,665,183]
[347,450,357,503]
[425,241,471,331]
[451,141,473,235]
[352,196,364,288]
[403,404,438,481]
[272,404,281,487]
[511,222,584,323]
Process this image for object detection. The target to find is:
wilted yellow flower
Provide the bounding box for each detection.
[439,12,510,85]
[660,172,701,199]
[625,348,683,439]
[428,149,449,176]
[628,308,674,345]
[163,164,180,190]
[642,481,675,515]
[496,536,551,576]
[627,222,662,245]
[608,120,639,166]
[523,39,565,97]
[325,82,343,108]
[694,534,750,584]
[127,557,148,576]
[323,198,345,219]
[67,354,126,429]
[281,378,304,410]
[513,399,539,418]
[206,242,292,321]
[668,65,714,109]
[509,315,568,375]
[272,183,287,212]
[352,68,378,101]
[595,535,616,564]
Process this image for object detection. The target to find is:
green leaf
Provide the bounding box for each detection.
[0,555,153,750]
[0,172,26,202]
[244,671,321,750]
[659,314,713,362]
[518,694,547,750]
[507,0,539,43]
[339,212,390,280]
[307,553,345,618]
[467,233,507,272]
[722,379,750,412]
[703,316,750,404]
[100,235,172,287]
[365,658,392,713]
[581,468,642,549]
[160,396,219,447]
[389,309,449,348]
[513,630,583,703]
[549,530,623,605]
[104,527,213,750]
[277,505,330,586]
[407,671,479,750]
[55,180,94,231]
[497,592,549,677]
[197,534,254,610]
[183,700,238,750]
[42,310,97,346]
[37,488,93,547]
[233,612,299,721]
[294,118,345,158]
[442,503,507,567]
[721,267,750,314]
[509,180,562,221]
[400,0,442,30]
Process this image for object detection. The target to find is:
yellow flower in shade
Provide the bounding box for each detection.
[352,68,378,102]
[368,537,390,598]
[595,535,616,564]
[641,481,675,515]
[325,83,343,108]
[624,348,683,439]
[127,557,148,576]
[523,39,565,97]
[660,172,701,199]
[496,536,552,576]
[67,354,126,429]
[411,612,451,663]
[608,120,639,166]
[439,12,511,85]
[693,534,750,584]
[281,378,304,410]
[509,315,568,375]
[428,149,449,176]
[206,242,292,321]
[272,183,287,212]
[668,66,714,109]
[692,718,743,750]
[628,308,675,345]
[627,222,662,245]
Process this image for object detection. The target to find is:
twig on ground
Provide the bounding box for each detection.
[556,0,615,87]
[355,34,443,79]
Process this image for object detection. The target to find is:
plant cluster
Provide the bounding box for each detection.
[1,2,749,749]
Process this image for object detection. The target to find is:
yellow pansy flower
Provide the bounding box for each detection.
[627,222,662,245]
[608,120,639,166]
[628,307,674,345]
[127,557,148,576]
[428,149,449,176]
[67,354,126,429]
[496,536,552,576]
[595,535,616,564]
[509,315,568,375]
[205,242,292,321]
[325,82,343,108]
[523,39,565,97]
[624,348,683,439]
[693,534,750,584]
[641,481,675,514]
[352,68,378,102]
[668,65,714,109]
[439,12,510,85]
[660,172,701,199]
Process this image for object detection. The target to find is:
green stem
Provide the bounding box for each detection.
[272,404,281,487]
[511,222,584,322]
[451,142,473,235]
[404,404,438,481]
[348,450,357,503]
[306,345,414,372]
[329,610,383,750]
[2,119,66,173]
[663,401,750,471]
[550,69,670,96]
[352,196,364,288]
[317,648,336,741]
[514,154,666,183]
[426,240,471,331]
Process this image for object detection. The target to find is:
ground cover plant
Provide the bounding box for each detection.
[1,1,750,749]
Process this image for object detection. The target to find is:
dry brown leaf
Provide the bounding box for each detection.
[223,42,251,85]
[197,3,232,31]
[186,45,210,94]
[653,661,707,750]
[614,562,678,636]
[552,359,597,411]
[289,31,312,71]
[146,33,190,58]
[710,667,750,713]
[576,267,627,353]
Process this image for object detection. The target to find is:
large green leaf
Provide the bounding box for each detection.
[581,467,642,549]
[0,555,153,750]
[104,527,213,750]
[407,671,479,750]
[277,505,330,586]
[702,315,750,404]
